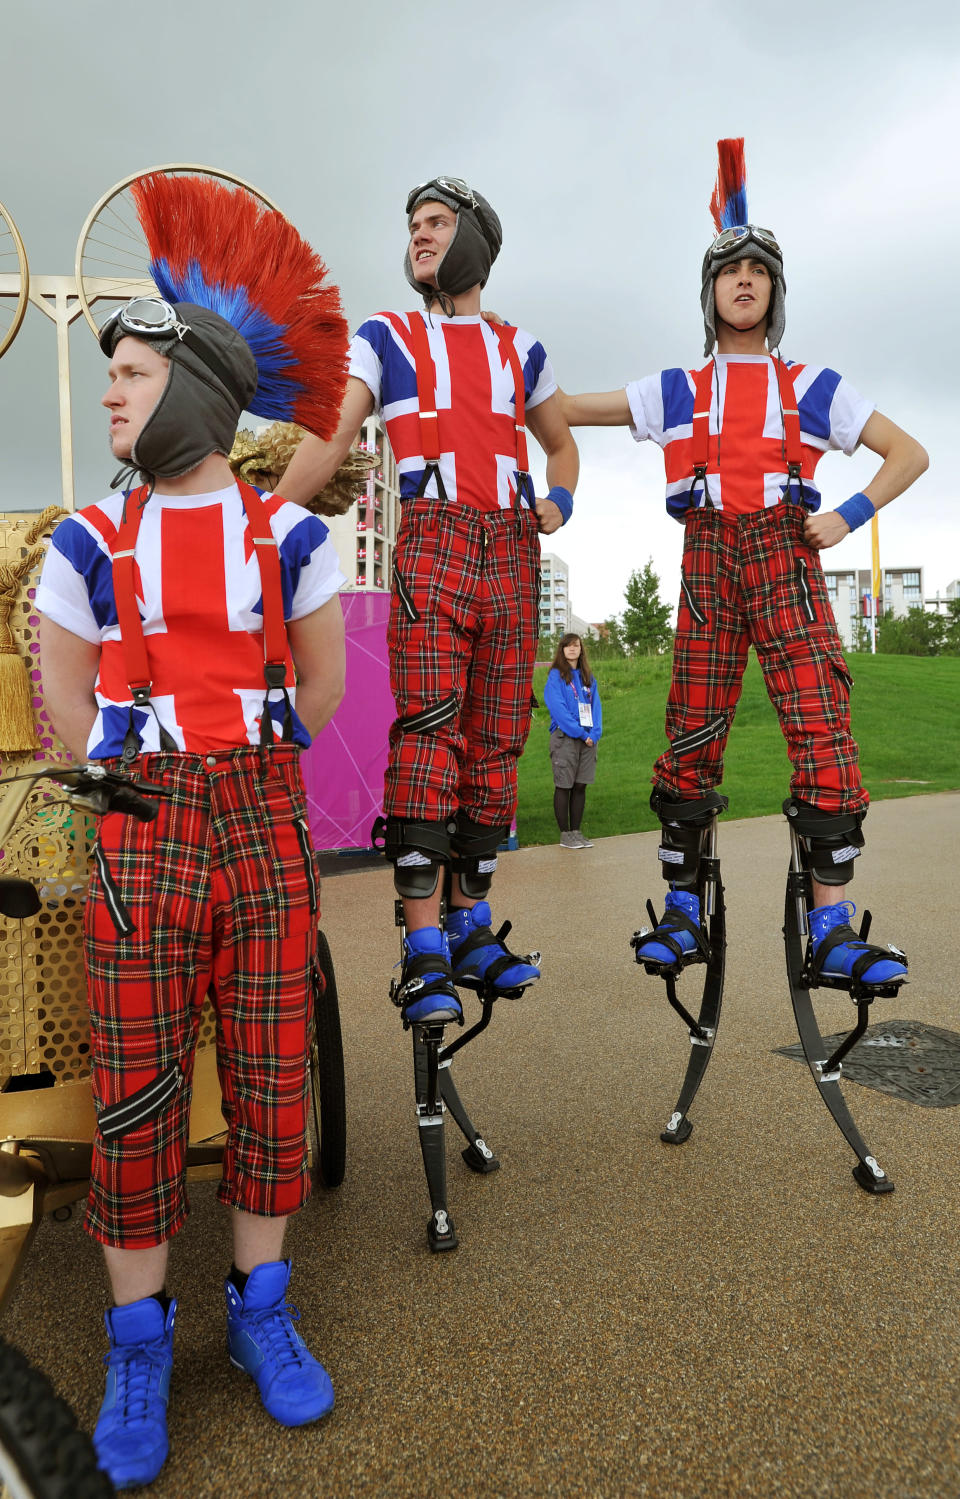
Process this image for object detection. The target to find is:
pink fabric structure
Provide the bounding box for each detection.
[300,591,393,851]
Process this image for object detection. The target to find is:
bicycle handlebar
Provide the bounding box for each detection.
[0,762,165,848]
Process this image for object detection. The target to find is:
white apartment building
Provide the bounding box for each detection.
[539,552,571,638]
[322,415,401,592]
[822,565,924,648]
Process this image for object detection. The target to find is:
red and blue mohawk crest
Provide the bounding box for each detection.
[131,173,348,440]
[709,137,748,232]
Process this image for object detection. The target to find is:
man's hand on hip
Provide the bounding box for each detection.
[535,496,563,534]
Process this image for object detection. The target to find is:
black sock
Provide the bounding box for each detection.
[554,787,571,832]
[570,783,586,830]
[229,1264,249,1294]
[150,1290,172,1315]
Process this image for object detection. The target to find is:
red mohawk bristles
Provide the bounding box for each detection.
[709,138,747,233]
[131,173,349,439]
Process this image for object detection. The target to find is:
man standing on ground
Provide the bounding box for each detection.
[37,174,348,1490]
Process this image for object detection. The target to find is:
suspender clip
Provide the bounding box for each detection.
[263,662,287,690]
[131,684,152,706]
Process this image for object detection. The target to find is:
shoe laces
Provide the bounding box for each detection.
[103,1341,169,1421]
[244,1301,308,1370]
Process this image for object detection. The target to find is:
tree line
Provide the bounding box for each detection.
[543,563,960,663]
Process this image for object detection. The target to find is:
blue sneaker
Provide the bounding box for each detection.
[445,902,540,993]
[633,889,706,968]
[809,901,907,988]
[397,927,463,1025]
[226,1260,334,1427]
[93,1296,175,1490]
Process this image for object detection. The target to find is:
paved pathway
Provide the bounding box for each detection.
[7,794,958,1498]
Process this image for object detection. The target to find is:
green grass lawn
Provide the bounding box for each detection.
[516,653,960,847]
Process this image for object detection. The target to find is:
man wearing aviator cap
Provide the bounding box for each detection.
[557,138,927,997]
[282,174,578,1031]
[36,176,349,1488]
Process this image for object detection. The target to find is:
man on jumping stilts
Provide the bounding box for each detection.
[559,138,927,987]
[281,176,578,1026]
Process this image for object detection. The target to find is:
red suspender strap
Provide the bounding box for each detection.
[236,481,290,681]
[691,363,714,475]
[112,486,154,706]
[491,324,532,485]
[407,312,442,462]
[772,358,803,474]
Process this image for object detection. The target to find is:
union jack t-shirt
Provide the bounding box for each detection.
[348,310,557,511]
[625,354,874,520]
[36,485,346,758]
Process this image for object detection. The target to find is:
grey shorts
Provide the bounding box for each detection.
[549,729,597,788]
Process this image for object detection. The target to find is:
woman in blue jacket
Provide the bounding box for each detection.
[544,633,603,849]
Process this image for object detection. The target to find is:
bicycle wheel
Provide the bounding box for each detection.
[0,197,29,360]
[309,930,346,1189]
[0,1337,114,1498]
[74,164,279,339]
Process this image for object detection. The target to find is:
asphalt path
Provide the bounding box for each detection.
[7,793,958,1498]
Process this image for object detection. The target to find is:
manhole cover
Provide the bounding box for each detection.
[775,1020,960,1108]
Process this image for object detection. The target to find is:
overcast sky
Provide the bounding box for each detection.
[2,0,958,622]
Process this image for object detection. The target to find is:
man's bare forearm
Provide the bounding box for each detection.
[276,433,348,508]
[545,431,579,496]
[278,377,376,508]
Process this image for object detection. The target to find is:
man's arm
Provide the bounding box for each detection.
[555,387,632,427]
[804,411,929,551]
[276,378,376,509]
[38,616,100,761]
[525,393,580,536]
[287,595,346,738]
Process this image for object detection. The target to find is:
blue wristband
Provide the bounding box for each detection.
[546,485,573,524]
[835,491,875,532]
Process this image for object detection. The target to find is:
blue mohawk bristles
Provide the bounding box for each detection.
[151,257,303,419]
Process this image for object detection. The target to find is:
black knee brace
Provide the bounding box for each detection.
[378,817,452,900]
[651,790,728,889]
[783,798,865,886]
[449,812,507,900]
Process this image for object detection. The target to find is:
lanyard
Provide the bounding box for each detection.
[111,481,293,759]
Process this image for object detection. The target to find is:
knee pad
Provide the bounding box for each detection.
[783,798,865,886]
[650,790,728,889]
[377,817,452,900]
[449,812,508,900]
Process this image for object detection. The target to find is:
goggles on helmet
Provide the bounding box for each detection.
[708,224,781,260]
[100,296,190,347]
[405,175,477,216]
[101,296,247,407]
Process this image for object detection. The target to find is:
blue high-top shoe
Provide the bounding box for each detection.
[226,1260,334,1427]
[93,1296,175,1490]
[633,889,706,968]
[808,901,907,988]
[397,926,463,1025]
[445,902,540,993]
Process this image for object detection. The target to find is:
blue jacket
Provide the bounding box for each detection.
[544,667,602,742]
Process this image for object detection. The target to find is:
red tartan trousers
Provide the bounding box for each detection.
[653,504,868,815]
[83,747,319,1248]
[385,501,541,827]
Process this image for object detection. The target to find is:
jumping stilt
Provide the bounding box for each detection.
[631,810,726,1145]
[783,823,905,1194]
